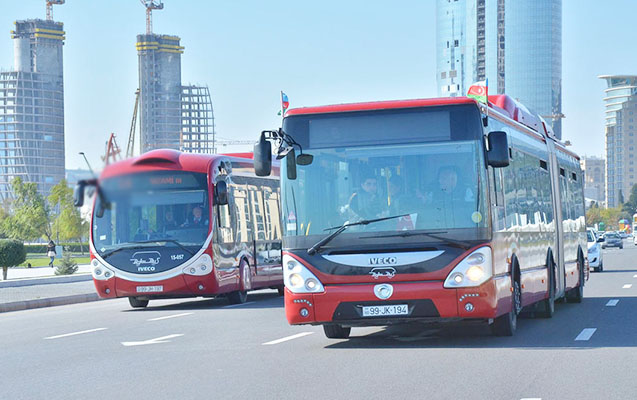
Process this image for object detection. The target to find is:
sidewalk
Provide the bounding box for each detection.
[0,264,105,313]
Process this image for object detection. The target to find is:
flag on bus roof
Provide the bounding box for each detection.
[281,91,290,114]
[467,80,488,104]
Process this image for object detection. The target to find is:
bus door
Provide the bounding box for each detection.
[214,177,241,287]
[546,140,566,297]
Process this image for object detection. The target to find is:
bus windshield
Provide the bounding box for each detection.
[92,171,210,257]
[281,106,489,249]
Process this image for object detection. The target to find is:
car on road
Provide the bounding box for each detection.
[587,229,604,272]
[601,232,623,249]
[618,231,629,239]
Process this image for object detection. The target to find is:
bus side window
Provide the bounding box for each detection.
[217,189,234,244]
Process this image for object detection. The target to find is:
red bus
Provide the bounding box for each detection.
[254,94,587,337]
[74,149,283,308]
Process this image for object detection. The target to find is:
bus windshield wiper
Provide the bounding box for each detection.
[360,231,471,250]
[130,239,196,256]
[100,243,156,260]
[307,214,410,256]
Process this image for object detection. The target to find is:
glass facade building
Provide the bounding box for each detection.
[600,75,637,208]
[436,0,562,138]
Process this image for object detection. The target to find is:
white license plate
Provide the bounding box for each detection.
[136,285,163,293]
[362,304,408,317]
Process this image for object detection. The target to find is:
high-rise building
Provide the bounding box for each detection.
[136,35,216,154]
[580,156,606,206]
[599,75,637,208]
[0,19,66,200]
[436,0,562,138]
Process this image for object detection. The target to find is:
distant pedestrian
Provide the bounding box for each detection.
[47,240,56,267]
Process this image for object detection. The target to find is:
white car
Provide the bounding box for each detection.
[587,228,604,272]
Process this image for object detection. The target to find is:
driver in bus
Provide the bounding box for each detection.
[181,206,209,227]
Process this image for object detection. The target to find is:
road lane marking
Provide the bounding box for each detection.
[633,274,637,278]
[45,328,107,340]
[263,332,314,345]
[623,284,632,289]
[121,334,184,347]
[520,398,542,400]
[223,301,256,308]
[606,299,620,306]
[147,312,193,321]
[575,328,597,341]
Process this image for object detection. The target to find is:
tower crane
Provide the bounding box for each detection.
[140,0,164,35]
[126,89,141,158]
[102,133,123,166]
[46,0,65,21]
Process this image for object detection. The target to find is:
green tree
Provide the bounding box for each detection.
[49,180,86,251]
[622,184,637,215]
[2,177,51,241]
[55,251,78,275]
[618,190,625,205]
[0,239,26,280]
[586,206,602,227]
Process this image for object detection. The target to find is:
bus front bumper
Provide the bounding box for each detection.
[93,273,219,299]
[285,280,503,326]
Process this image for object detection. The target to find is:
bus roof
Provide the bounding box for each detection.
[100,149,253,180]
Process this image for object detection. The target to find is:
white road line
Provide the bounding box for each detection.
[623,284,633,289]
[262,332,314,345]
[45,328,107,340]
[520,398,542,400]
[633,274,637,278]
[147,312,193,321]
[121,334,184,347]
[223,301,256,308]
[606,299,620,307]
[575,328,597,341]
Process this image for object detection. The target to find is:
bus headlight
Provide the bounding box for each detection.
[444,247,492,288]
[92,260,115,281]
[283,254,324,294]
[183,254,213,276]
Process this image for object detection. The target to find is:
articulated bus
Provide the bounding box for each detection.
[255,94,587,338]
[74,150,283,308]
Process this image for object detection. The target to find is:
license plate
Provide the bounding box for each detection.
[136,285,163,293]
[362,304,408,317]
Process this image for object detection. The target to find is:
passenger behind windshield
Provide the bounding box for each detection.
[342,173,386,220]
[419,166,475,229]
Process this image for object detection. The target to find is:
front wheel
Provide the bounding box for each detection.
[491,279,520,336]
[129,297,149,308]
[566,256,585,303]
[323,324,351,339]
[537,260,555,318]
[228,260,251,304]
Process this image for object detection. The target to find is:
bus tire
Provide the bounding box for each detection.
[491,274,520,336]
[276,285,285,296]
[228,260,250,304]
[537,257,555,318]
[566,253,585,303]
[129,297,149,308]
[323,324,351,339]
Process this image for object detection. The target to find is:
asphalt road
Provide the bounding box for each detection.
[3,241,637,400]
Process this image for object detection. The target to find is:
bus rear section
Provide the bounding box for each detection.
[79,150,283,308]
[256,95,586,338]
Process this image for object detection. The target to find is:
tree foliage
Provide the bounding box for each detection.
[55,251,78,275]
[621,184,637,216]
[0,239,26,280]
[587,206,632,231]
[49,179,86,244]
[1,178,51,241]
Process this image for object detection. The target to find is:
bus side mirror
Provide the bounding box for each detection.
[487,130,510,168]
[74,181,86,207]
[215,180,228,206]
[286,149,297,180]
[254,133,272,176]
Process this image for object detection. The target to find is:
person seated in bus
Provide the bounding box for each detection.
[163,210,178,231]
[342,173,386,221]
[419,166,475,228]
[181,206,209,228]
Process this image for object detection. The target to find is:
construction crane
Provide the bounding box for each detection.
[102,133,123,166]
[140,0,164,35]
[126,89,141,158]
[46,0,65,21]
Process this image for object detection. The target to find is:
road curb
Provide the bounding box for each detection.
[0,293,105,313]
[0,274,92,288]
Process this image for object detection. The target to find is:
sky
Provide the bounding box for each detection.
[0,0,635,170]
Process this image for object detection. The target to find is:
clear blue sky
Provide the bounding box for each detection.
[0,0,635,169]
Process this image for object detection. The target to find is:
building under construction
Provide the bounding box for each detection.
[136,33,216,154]
[0,17,66,200]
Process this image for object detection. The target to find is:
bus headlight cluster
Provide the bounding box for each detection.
[92,259,115,281]
[183,254,212,276]
[283,254,325,294]
[443,247,492,288]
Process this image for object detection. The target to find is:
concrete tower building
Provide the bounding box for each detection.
[0,19,66,200]
[436,0,562,138]
[580,156,606,206]
[599,75,637,208]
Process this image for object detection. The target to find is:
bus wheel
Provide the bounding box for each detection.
[228,261,250,304]
[323,324,351,339]
[276,285,285,296]
[537,259,555,318]
[566,256,584,303]
[129,297,149,308]
[491,279,520,336]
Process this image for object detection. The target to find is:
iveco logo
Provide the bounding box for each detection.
[369,257,397,265]
[370,267,396,279]
[137,266,156,272]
